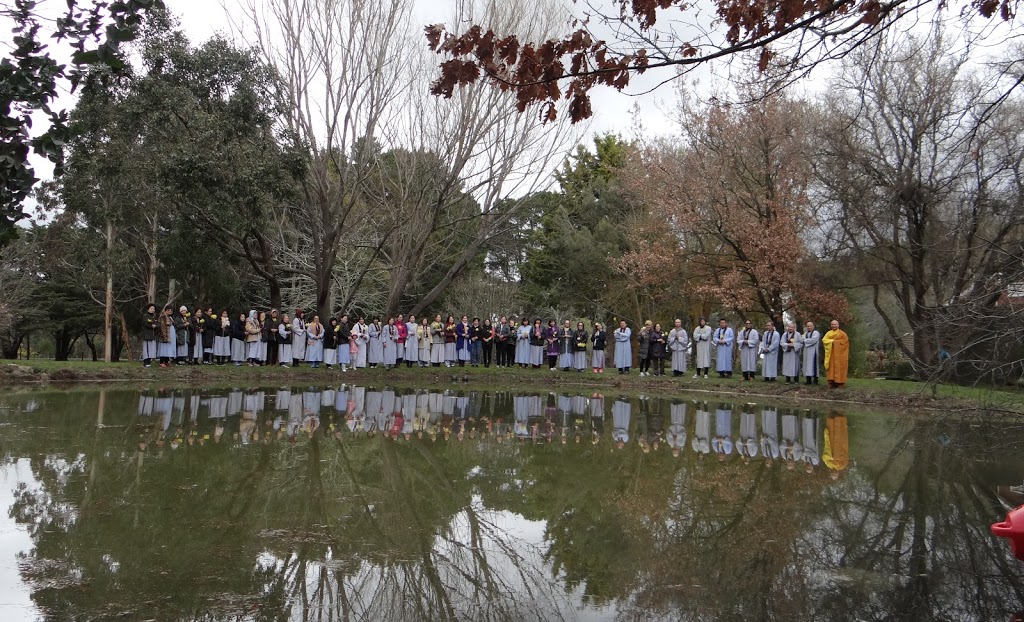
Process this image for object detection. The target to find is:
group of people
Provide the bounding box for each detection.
[139,304,850,388]
[624,317,851,388]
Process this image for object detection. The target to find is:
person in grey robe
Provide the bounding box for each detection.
[738,409,759,463]
[612,397,631,449]
[737,320,760,380]
[558,320,575,370]
[692,318,712,378]
[590,323,606,372]
[780,322,804,384]
[760,321,780,381]
[367,318,384,367]
[382,319,398,369]
[668,319,689,376]
[760,407,780,465]
[713,318,734,378]
[692,402,711,459]
[667,400,687,457]
[514,319,532,366]
[572,322,588,371]
[304,315,325,367]
[802,321,821,385]
[430,315,446,365]
[613,321,632,374]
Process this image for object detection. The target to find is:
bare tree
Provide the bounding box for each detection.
[815,28,1024,380]
[231,0,581,318]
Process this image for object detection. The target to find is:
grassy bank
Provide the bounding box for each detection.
[3,359,1021,413]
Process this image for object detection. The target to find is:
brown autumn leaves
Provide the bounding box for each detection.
[426,0,1016,124]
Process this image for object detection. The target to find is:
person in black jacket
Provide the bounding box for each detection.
[266,309,280,366]
[324,317,339,369]
[202,307,216,364]
[591,323,607,373]
[141,303,158,367]
[230,312,247,366]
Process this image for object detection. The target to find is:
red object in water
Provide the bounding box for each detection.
[992,506,1024,561]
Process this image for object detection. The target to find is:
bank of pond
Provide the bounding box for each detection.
[0,385,1022,621]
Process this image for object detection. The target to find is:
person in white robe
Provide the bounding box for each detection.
[738,410,759,464]
[713,319,735,378]
[367,318,384,367]
[780,322,803,384]
[802,322,821,385]
[712,405,733,461]
[692,402,711,459]
[692,318,712,378]
[760,321,780,381]
[760,407,780,466]
[667,401,687,457]
[352,318,368,368]
[277,314,293,365]
[291,309,307,365]
[404,316,419,369]
[382,319,398,369]
[668,319,689,376]
[780,409,803,470]
[613,321,632,374]
[737,320,760,381]
[612,397,631,449]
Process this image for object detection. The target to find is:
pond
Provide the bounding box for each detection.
[0,385,1022,621]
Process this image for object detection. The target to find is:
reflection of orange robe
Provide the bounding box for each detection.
[822,329,850,384]
[823,415,849,472]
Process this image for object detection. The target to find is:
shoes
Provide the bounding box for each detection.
[703,374,708,379]
[693,373,699,378]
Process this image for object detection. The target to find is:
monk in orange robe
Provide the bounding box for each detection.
[821,319,850,388]
[823,412,849,480]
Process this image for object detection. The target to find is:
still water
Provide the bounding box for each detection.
[0,385,1022,621]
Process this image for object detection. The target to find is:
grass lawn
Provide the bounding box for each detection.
[3,358,1021,413]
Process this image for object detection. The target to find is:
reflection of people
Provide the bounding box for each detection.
[823,412,849,480]
[667,401,687,457]
[760,407,779,466]
[612,397,631,449]
[822,319,850,388]
[692,402,711,459]
[712,404,733,461]
[780,409,803,470]
[738,410,758,464]
[801,412,819,473]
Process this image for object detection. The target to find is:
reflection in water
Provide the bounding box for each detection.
[1,386,1023,621]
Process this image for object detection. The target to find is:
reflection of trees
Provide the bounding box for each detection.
[2,389,1023,621]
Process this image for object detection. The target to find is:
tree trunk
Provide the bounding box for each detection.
[84,332,98,361]
[147,211,159,303]
[269,280,282,312]
[104,219,114,363]
[0,334,23,359]
[53,329,79,361]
